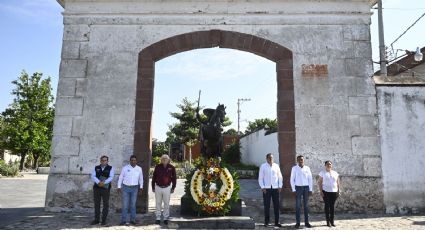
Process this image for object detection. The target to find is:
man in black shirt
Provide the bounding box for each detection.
[90,155,114,225]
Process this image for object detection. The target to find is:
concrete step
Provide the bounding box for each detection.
[168,216,255,229]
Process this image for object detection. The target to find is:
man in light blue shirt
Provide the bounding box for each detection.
[90,155,114,225]
[258,153,283,227]
[290,155,313,229]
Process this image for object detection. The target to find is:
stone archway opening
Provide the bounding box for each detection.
[134,30,294,213]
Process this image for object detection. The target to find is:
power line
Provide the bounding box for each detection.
[373,7,425,11]
[390,12,425,48]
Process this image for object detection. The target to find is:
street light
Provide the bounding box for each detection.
[414,47,423,62]
[237,98,251,135]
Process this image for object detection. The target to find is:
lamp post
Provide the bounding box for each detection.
[237,98,251,135]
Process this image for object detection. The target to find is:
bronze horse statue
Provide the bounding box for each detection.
[196,101,226,159]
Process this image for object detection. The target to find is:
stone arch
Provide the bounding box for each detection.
[134,30,294,212]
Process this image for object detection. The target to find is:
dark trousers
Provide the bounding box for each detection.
[323,191,337,222]
[263,188,280,225]
[295,186,310,224]
[93,186,110,222]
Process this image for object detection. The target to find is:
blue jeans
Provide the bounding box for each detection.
[121,185,138,223]
[295,186,310,224]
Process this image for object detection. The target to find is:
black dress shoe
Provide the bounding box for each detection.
[155,220,160,225]
[305,223,313,228]
[130,221,137,225]
[164,220,169,225]
[275,223,282,227]
[90,220,99,225]
[331,222,336,227]
[327,221,331,227]
[294,223,301,229]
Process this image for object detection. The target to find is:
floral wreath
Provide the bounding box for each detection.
[189,158,234,214]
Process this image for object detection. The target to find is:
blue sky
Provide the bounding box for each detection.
[0,0,424,141]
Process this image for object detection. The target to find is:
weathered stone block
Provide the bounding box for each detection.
[63,25,90,41]
[50,157,69,174]
[61,41,80,59]
[69,156,98,174]
[343,25,370,41]
[60,59,87,79]
[53,116,73,136]
[345,58,373,77]
[71,117,83,137]
[75,78,88,97]
[348,96,377,115]
[363,157,382,177]
[348,115,361,137]
[52,136,81,156]
[57,78,76,97]
[356,77,375,96]
[360,115,378,136]
[353,41,372,58]
[55,97,84,116]
[352,136,380,156]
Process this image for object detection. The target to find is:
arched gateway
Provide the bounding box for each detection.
[47,0,383,214]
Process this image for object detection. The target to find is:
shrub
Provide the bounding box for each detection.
[0,160,20,177]
[151,156,161,166]
[222,142,241,164]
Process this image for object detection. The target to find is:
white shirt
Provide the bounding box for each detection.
[117,164,144,189]
[290,165,313,192]
[319,170,339,192]
[258,162,283,189]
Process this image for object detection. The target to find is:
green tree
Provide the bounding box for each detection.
[168,98,200,164]
[0,71,54,170]
[222,141,241,164]
[152,138,169,158]
[245,118,277,134]
[223,128,238,135]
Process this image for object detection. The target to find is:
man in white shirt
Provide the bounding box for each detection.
[117,155,144,225]
[258,153,283,227]
[290,155,313,229]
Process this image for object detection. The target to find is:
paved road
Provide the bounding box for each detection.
[0,173,47,227]
[1,174,425,229]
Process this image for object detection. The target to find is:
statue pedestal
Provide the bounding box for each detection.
[180,195,242,216]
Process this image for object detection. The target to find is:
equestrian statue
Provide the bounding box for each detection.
[196,90,227,159]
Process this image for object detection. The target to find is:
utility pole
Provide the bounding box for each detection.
[237,98,251,135]
[378,0,387,77]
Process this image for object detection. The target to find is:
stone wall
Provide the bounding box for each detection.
[47,0,383,213]
[376,85,425,214]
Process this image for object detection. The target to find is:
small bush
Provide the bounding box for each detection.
[0,160,20,177]
[151,156,161,166]
[222,142,241,164]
